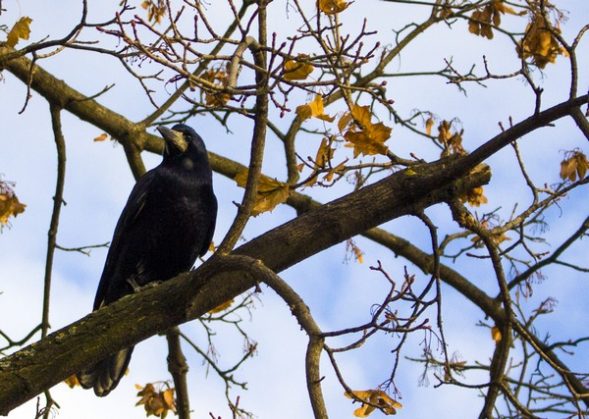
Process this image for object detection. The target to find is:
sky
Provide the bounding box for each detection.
[1,1,588,418]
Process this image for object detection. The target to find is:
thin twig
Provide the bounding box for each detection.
[166,326,190,419]
[41,104,67,418]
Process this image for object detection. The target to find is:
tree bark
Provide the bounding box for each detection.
[0,157,489,415]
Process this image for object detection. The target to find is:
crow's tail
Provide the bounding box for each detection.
[77,347,134,397]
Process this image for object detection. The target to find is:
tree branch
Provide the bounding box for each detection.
[166,327,190,419]
[216,255,327,419]
[0,155,490,414]
[37,104,67,419]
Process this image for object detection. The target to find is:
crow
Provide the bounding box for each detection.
[78,124,217,396]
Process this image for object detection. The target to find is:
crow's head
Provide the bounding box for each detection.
[157,124,208,160]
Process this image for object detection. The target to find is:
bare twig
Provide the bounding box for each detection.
[166,326,190,419]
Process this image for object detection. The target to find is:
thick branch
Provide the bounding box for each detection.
[0,156,489,414]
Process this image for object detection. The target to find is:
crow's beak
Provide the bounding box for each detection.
[157,126,188,153]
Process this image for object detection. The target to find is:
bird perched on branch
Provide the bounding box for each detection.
[78,124,217,396]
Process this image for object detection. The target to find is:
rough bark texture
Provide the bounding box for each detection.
[0,157,490,414]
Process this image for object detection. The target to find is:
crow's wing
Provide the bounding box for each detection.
[92,171,156,310]
[199,186,218,257]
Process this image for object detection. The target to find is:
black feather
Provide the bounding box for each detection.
[77,124,217,396]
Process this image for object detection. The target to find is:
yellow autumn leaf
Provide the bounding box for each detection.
[345,129,389,158]
[283,55,314,81]
[161,388,176,411]
[345,389,402,417]
[346,239,364,263]
[338,111,353,133]
[0,183,26,226]
[6,17,33,48]
[468,11,482,36]
[201,66,231,106]
[467,1,522,40]
[460,186,488,207]
[559,158,577,181]
[296,104,313,120]
[94,133,109,142]
[492,0,520,16]
[350,104,372,128]
[141,0,166,24]
[306,138,334,187]
[136,383,176,418]
[446,131,466,156]
[63,374,80,388]
[468,8,494,39]
[576,153,589,179]
[324,160,346,183]
[517,12,568,68]
[296,95,335,122]
[314,137,334,169]
[234,170,290,216]
[559,151,588,182]
[491,326,502,343]
[318,0,350,15]
[341,105,392,158]
[437,120,452,143]
[424,117,434,136]
[208,299,234,314]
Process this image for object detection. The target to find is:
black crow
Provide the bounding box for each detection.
[78,124,217,396]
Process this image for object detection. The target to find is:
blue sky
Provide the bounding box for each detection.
[1,1,588,418]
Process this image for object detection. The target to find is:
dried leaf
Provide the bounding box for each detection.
[492,0,520,16]
[467,1,522,40]
[161,388,176,411]
[94,132,109,142]
[136,383,176,418]
[136,383,156,406]
[341,105,392,158]
[460,186,488,207]
[447,131,466,156]
[142,0,166,24]
[234,170,290,215]
[575,152,589,179]
[560,157,577,181]
[314,138,334,169]
[437,120,452,143]
[201,67,230,106]
[296,95,335,122]
[296,104,313,121]
[346,239,364,263]
[208,299,234,314]
[517,11,568,68]
[424,117,434,136]
[6,17,33,48]
[324,160,346,183]
[283,55,314,81]
[560,151,588,182]
[491,326,502,342]
[338,112,353,133]
[318,0,350,15]
[345,389,402,416]
[64,374,80,388]
[0,182,26,226]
